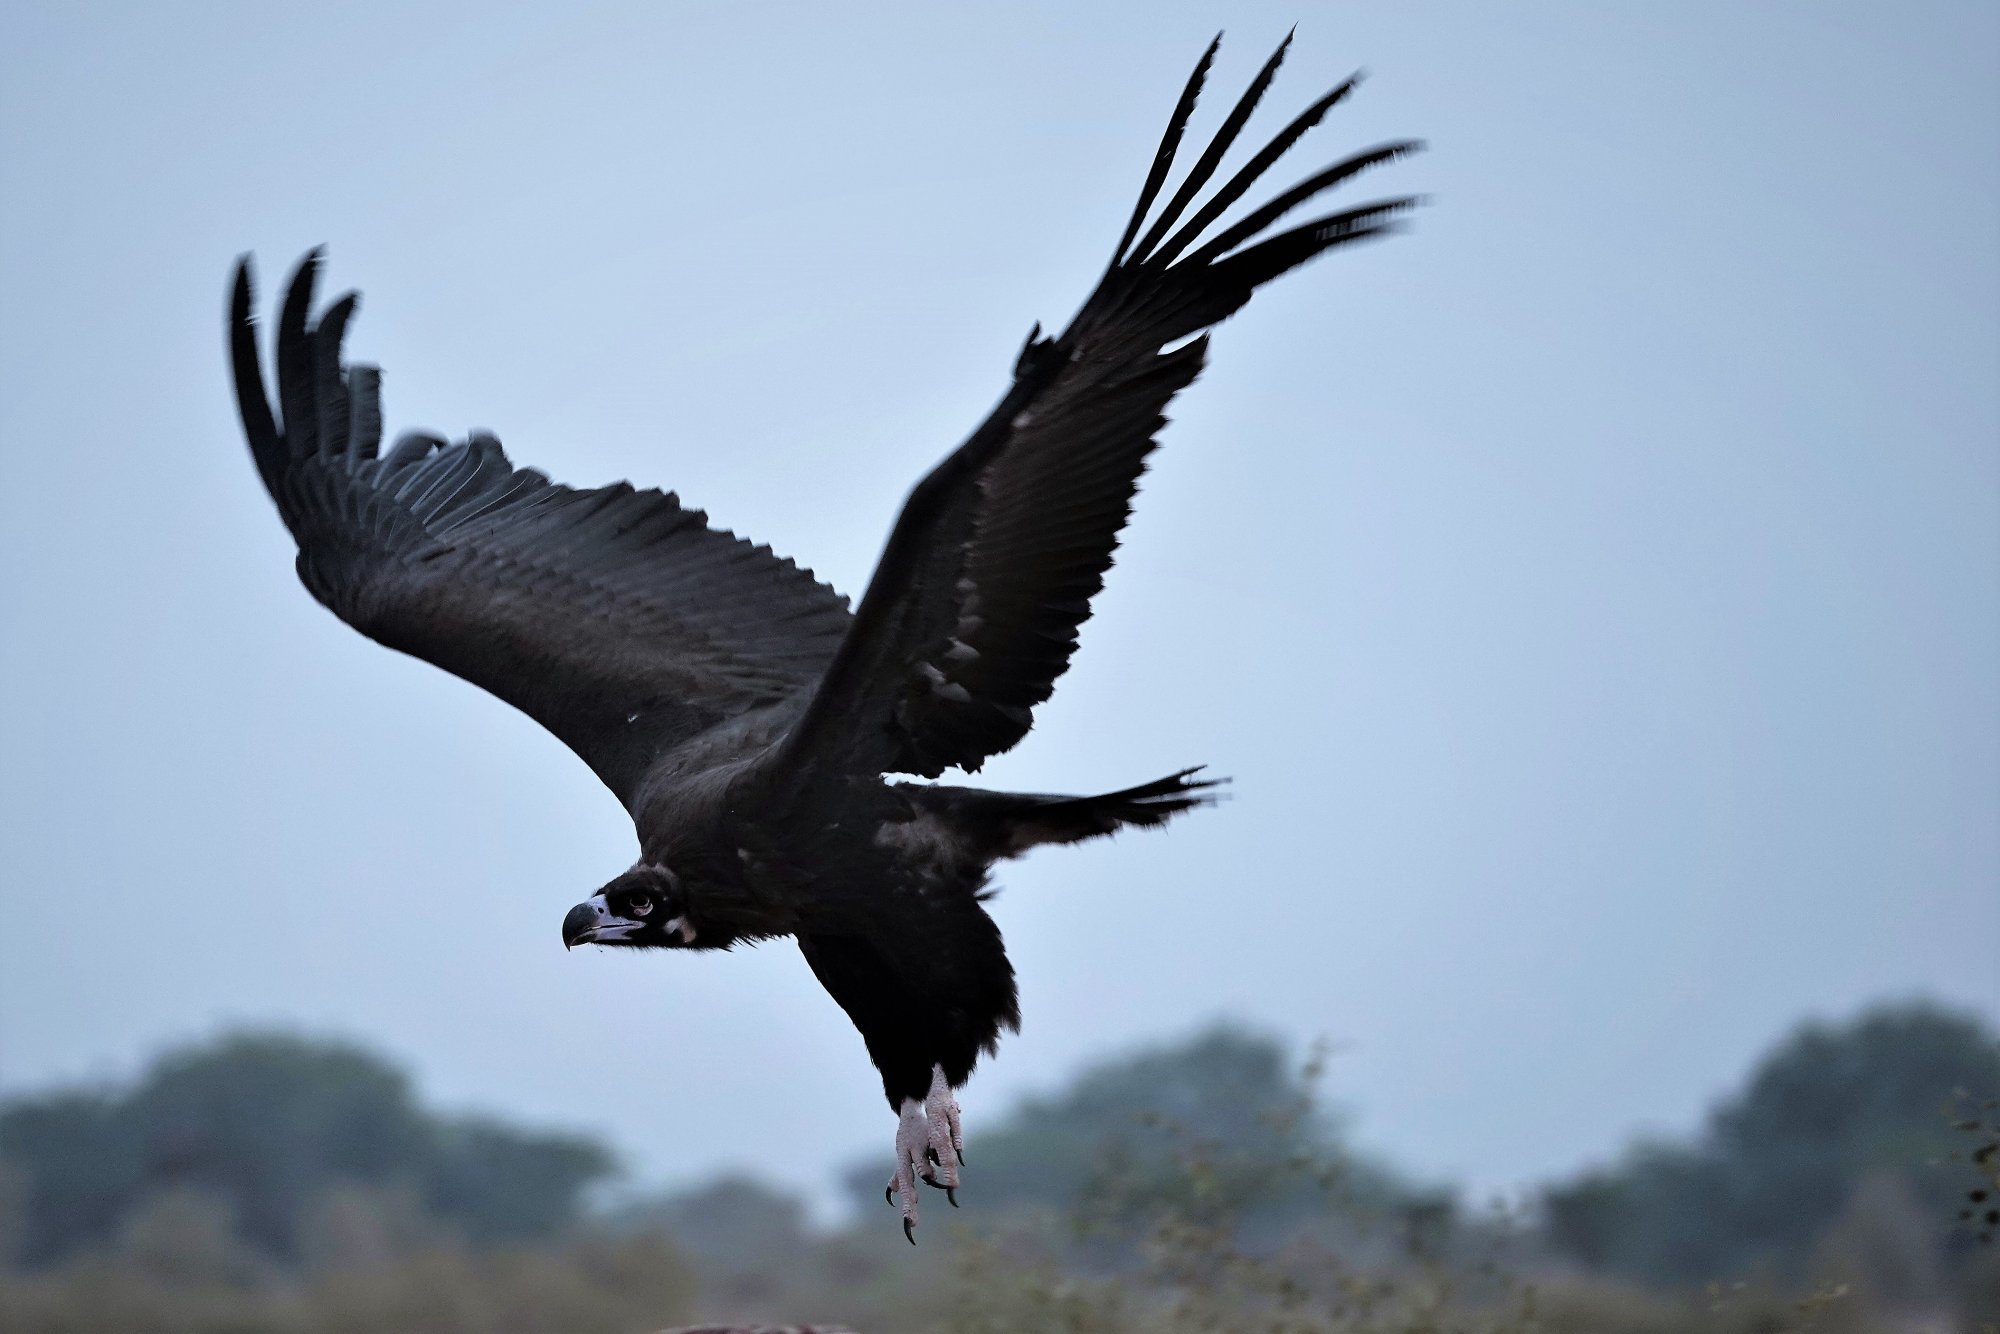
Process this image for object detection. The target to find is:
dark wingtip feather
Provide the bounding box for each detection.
[1111,33,1222,267]
[314,291,358,347]
[1150,71,1371,268]
[278,248,325,356]
[1187,137,1426,267]
[276,250,326,458]
[1208,194,1424,299]
[1129,29,1295,266]
[347,362,384,464]
[313,292,359,460]
[1071,39,1420,352]
[229,256,283,488]
[284,247,324,297]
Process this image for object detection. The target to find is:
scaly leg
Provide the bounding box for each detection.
[884,1064,965,1242]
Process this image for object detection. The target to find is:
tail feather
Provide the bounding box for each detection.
[900,767,1226,862]
[1002,766,1226,855]
[1028,765,1223,828]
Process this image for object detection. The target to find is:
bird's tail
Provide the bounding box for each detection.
[901,767,1225,862]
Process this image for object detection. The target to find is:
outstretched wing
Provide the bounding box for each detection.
[231,255,853,806]
[780,34,1420,780]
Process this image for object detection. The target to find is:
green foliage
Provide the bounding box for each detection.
[0,1031,614,1267]
[1541,999,2000,1289]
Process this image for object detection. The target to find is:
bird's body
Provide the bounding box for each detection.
[616,715,1217,1096]
[230,34,1416,1239]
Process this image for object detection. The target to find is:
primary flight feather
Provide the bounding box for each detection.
[230,33,1418,1241]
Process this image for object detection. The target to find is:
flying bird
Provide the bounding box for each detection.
[230,34,1417,1241]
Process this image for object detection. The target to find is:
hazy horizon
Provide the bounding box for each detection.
[5,994,1993,1224]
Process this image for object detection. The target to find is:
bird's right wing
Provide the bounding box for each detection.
[231,255,854,807]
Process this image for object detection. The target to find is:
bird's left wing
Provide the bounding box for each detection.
[780,35,1420,780]
[232,255,854,806]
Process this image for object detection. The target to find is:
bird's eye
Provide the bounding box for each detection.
[627,896,654,917]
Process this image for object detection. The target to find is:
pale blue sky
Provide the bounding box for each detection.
[2,2,1994,1216]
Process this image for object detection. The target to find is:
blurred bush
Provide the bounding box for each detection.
[0,1031,613,1267]
[4,1005,1996,1332]
[1540,999,2000,1298]
[0,1225,694,1334]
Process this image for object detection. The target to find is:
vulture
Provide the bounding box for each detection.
[230,34,1417,1241]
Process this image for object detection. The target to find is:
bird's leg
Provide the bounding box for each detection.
[888,1096,928,1243]
[924,1064,963,1188]
[884,1064,965,1242]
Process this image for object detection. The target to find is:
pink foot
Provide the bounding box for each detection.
[884,1066,965,1242]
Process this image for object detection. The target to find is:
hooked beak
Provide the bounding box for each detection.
[562,894,643,949]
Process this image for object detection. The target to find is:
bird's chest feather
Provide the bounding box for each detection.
[870,809,983,888]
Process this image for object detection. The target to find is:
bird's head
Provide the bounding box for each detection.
[562,865,693,950]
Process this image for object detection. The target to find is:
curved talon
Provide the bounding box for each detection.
[888,1066,969,1240]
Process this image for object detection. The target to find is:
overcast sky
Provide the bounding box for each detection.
[2,2,1994,1219]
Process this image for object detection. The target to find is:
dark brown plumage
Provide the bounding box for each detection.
[231,33,1418,1240]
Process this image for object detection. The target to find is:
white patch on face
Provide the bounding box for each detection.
[579,892,645,943]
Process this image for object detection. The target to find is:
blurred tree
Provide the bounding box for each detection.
[0,1030,615,1267]
[1542,999,2000,1288]
[121,1032,433,1259]
[626,1173,812,1268]
[424,1114,615,1245]
[0,1159,24,1266]
[618,1174,816,1305]
[0,1089,137,1266]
